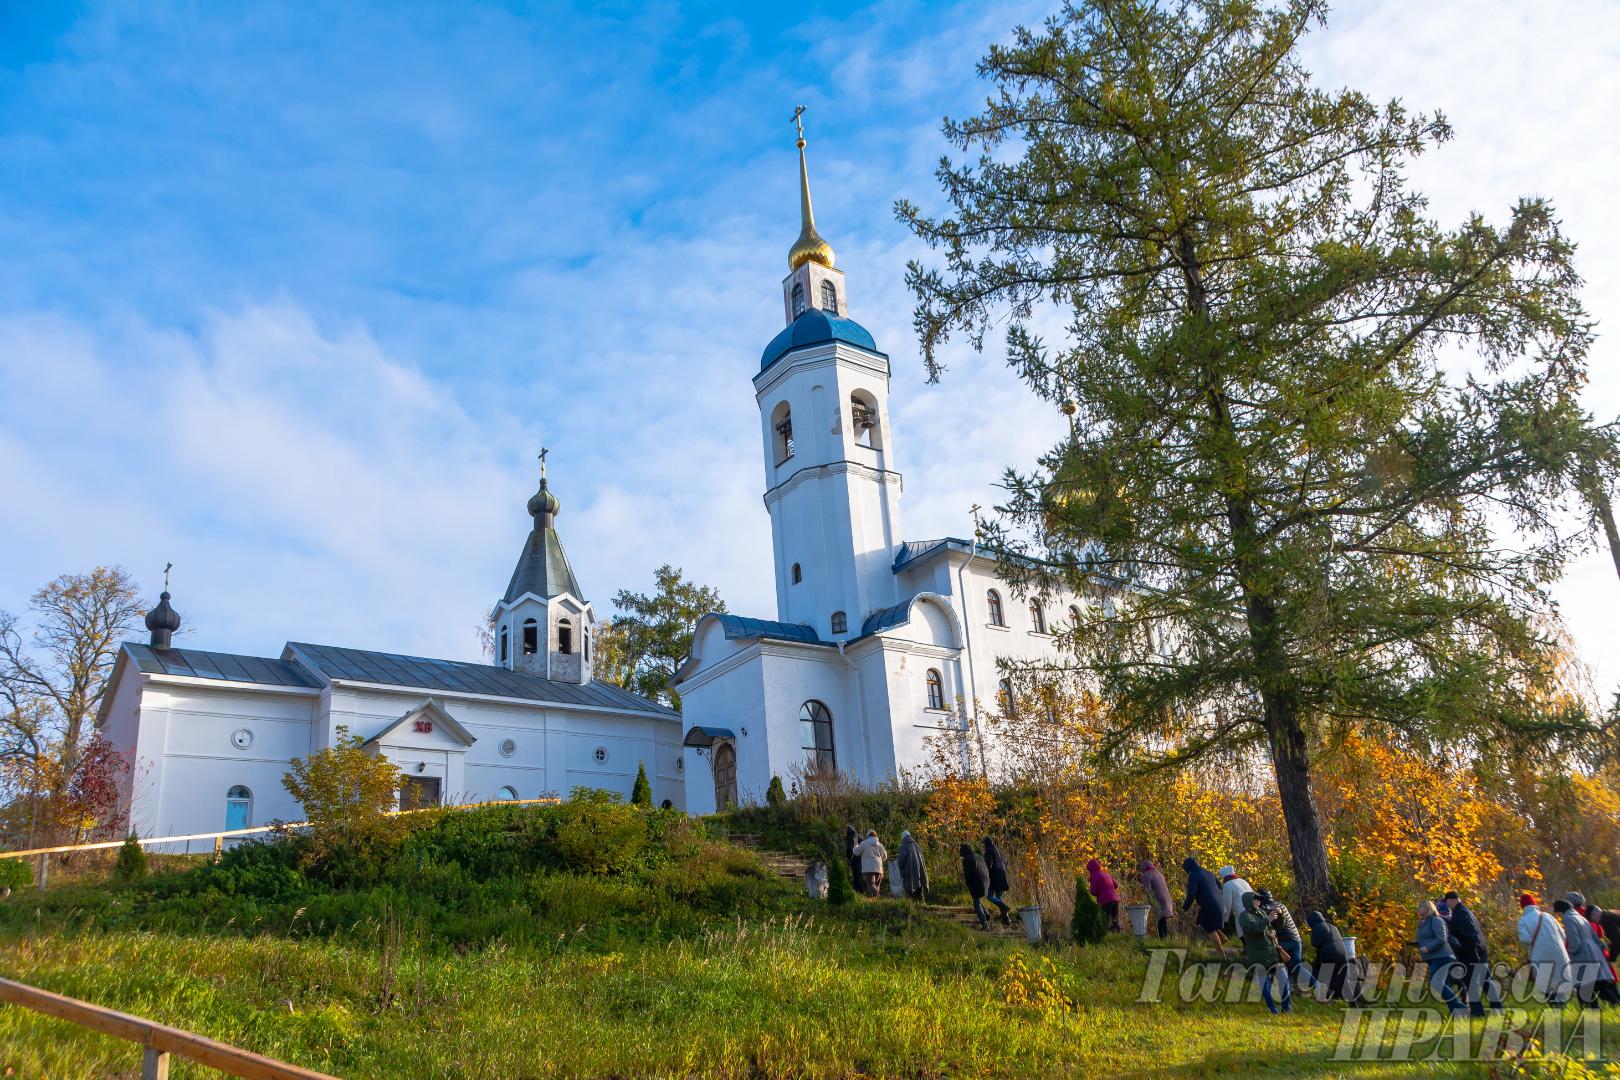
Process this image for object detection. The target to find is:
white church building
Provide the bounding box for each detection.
[98,472,685,839]
[675,121,1107,814]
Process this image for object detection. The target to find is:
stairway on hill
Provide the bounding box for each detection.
[727,833,1026,939]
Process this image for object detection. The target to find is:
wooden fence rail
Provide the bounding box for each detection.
[0,797,561,889]
[0,975,340,1079]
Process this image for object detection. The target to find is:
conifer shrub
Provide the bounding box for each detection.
[113,836,147,882]
[1071,876,1108,945]
[631,763,653,806]
[765,775,787,807]
[0,857,32,893]
[827,852,856,905]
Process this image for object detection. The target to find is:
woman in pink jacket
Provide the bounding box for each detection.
[1087,857,1121,932]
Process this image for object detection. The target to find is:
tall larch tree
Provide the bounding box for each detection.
[899,0,1612,908]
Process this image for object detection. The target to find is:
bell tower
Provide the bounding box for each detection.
[493,451,595,684]
[753,108,903,640]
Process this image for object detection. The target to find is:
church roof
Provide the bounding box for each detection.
[284,642,677,718]
[502,523,583,604]
[125,642,322,688]
[759,310,883,373]
[712,614,826,646]
[892,537,974,572]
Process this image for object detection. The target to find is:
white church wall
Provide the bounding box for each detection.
[679,650,768,816]
[757,646,861,789]
[121,679,318,841]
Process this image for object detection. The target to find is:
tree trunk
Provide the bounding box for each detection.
[1591,480,1620,587]
[1263,700,1336,912]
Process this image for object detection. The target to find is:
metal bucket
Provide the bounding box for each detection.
[1125,903,1151,939]
[1343,935,1357,960]
[1018,905,1043,943]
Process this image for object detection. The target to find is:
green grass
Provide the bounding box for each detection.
[0,803,1611,1077]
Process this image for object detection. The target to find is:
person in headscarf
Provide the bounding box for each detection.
[1556,898,1619,1007]
[1415,900,1467,1015]
[980,837,1012,926]
[1181,857,1228,954]
[845,824,860,895]
[1256,887,1315,991]
[1442,891,1503,1015]
[960,843,993,930]
[852,829,888,898]
[1139,860,1174,939]
[1517,893,1572,1005]
[1086,858,1120,932]
[1306,911,1359,1003]
[1599,907,1620,973]
[1237,892,1290,1013]
[1217,865,1253,938]
[897,830,929,901]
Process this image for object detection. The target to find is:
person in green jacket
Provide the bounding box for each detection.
[1237,891,1291,1014]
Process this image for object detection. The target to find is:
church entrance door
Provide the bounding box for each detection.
[712,742,738,810]
[400,776,441,811]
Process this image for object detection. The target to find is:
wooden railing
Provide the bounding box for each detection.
[0,797,561,889]
[0,975,339,1079]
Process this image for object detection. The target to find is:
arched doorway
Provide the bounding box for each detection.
[712,741,738,810]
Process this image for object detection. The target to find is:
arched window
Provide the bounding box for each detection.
[791,562,802,584]
[830,610,847,634]
[499,625,509,662]
[820,279,837,311]
[1068,604,1082,627]
[771,401,794,465]
[558,618,574,655]
[1029,600,1046,634]
[800,700,835,773]
[791,281,806,317]
[495,786,518,801]
[997,678,1015,717]
[926,668,945,710]
[986,589,1005,627]
[522,618,538,655]
[225,785,252,830]
[849,389,881,449]
[583,628,590,663]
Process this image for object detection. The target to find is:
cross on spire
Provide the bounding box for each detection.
[790,104,807,147]
[163,561,172,592]
[539,446,548,481]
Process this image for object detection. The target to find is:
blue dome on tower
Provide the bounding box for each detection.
[760,310,883,372]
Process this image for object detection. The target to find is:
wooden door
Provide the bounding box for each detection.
[711,742,738,810]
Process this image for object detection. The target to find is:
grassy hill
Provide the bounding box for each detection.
[0,800,1609,1077]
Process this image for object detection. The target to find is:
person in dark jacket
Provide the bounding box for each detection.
[1442,891,1503,1015]
[960,843,994,930]
[1306,910,1361,1003]
[980,837,1012,925]
[1415,900,1467,1015]
[1257,887,1315,991]
[1182,857,1228,954]
[1237,892,1290,1013]
[897,830,929,900]
[845,824,860,895]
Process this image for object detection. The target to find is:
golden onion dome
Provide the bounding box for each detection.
[788,123,835,271]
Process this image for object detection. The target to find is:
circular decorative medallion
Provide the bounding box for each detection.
[593,746,607,764]
[230,728,254,750]
[499,738,517,758]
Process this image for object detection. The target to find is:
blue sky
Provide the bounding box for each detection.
[3,1,1619,689]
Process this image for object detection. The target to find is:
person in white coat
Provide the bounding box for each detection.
[1517,893,1571,1005]
[1217,865,1253,935]
[852,829,888,898]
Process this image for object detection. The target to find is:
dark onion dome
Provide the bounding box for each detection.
[759,309,883,373]
[145,591,181,649]
[527,476,560,520]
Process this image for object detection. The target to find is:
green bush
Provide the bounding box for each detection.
[827,854,856,905]
[113,836,147,883]
[1072,876,1108,945]
[765,775,787,807]
[0,857,32,892]
[631,763,653,806]
[551,789,648,875]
